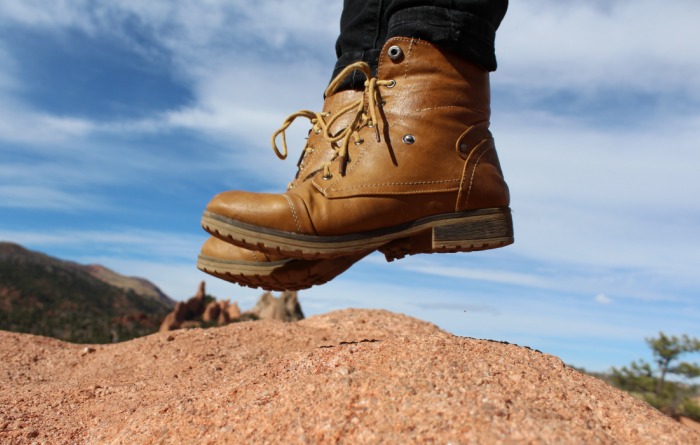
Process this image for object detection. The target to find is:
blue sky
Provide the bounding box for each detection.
[1,0,699,373]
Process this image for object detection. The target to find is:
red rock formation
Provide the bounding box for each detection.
[181,281,206,319]
[202,301,220,323]
[226,301,241,320]
[158,282,251,332]
[248,291,304,321]
[159,302,185,332]
[214,300,240,325]
[159,282,208,332]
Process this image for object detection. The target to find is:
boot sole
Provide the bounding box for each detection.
[197,253,367,291]
[202,207,513,260]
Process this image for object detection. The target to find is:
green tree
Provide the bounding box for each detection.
[610,359,656,394]
[646,333,700,395]
[610,332,700,421]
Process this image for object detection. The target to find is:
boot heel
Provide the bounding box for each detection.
[379,208,513,261]
[432,208,513,250]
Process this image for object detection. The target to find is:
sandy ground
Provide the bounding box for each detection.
[1,308,698,444]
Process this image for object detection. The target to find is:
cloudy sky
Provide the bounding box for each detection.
[1,0,698,372]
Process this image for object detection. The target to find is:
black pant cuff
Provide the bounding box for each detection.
[386,6,498,71]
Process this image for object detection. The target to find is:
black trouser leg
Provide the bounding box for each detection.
[332,0,508,89]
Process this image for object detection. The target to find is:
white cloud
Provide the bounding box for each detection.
[0,0,93,29]
[0,45,18,90]
[496,113,700,209]
[595,294,613,304]
[0,186,100,211]
[402,263,547,288]
[0,1,340,67]
[0,100,95,144]
[2,0,699,147]
[393,251,690,304]
[0,0,337,191]
[161,56,328,144]
[0,229,203,262]
[498,0,700,96]
[487,106,700,293]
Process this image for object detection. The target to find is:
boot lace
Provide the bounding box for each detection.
[271,62,394,181]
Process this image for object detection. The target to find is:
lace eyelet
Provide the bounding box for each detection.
[354,138,365,145]
[388,45,403,61]
[386,79,396,88]
[322,173,333,180]
[403,134,416,144]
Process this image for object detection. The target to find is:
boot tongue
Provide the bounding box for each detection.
[293,89,364,185]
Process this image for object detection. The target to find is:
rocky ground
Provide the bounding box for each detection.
[1,309,698,444]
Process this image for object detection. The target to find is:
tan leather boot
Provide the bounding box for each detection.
[198,89,369,290]
[203,37,513,260]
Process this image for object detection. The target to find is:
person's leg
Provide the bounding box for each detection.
[333,0,385,91]
[383,0,508,71]
[333,0,508,89]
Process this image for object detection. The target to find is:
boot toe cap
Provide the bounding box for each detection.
[205,190,306,233]
[200,237,285,262]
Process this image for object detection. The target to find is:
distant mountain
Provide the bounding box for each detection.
[0,242,176,343]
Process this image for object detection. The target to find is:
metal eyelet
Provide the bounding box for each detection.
[403,134,416,144]
[459,143,469,154]
[354,138,365,145]
[322,173,333,180]
[386,79,396,88]
[388,45,403,61]
[314,128,322,134]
